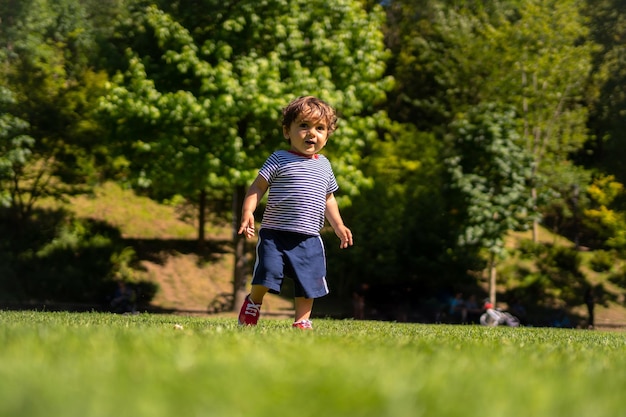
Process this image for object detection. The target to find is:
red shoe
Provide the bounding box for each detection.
[292,319,313,330]
[238,295,262,326]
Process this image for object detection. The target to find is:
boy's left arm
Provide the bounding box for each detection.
[325,193,353,249]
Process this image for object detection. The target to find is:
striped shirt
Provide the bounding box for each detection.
[259,150,339,236]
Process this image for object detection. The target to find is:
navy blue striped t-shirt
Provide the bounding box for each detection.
[259,150,339,236]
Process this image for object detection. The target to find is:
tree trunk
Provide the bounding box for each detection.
[531,187,539,244]
[198,188,207,245]
[489,252,497,306]
[232,185,248,312]
[572,184,580,250]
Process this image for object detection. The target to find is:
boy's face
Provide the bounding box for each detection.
[283,113,329,156]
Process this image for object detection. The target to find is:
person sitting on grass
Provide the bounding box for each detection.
[237,95,353,330]
[465,294,483,324]
[110,281,136,314]
[449,292,467,323]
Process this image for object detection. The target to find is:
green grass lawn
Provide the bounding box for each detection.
[1,311,625,417]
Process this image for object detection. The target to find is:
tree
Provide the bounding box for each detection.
[487,0,595,243]
[383,0,595,244]
[0,0,113,225]
[446,103,535,304]
[0,86,35,219]
[582,0,626,184]
[0,0,138,301]
[583,175,626,250]
[327,121,451,296]
[99,0,392,309]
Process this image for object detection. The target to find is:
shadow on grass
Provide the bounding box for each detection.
[0,206,238,313]
[123,237,232,266]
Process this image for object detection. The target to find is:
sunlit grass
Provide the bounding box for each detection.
[1,311,625,417]
[69,182,199,239]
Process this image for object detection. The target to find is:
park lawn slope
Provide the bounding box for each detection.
[68,182,293,315]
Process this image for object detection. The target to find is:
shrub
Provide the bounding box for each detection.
[518,239,545,259]
[533,246,585,306]
[25,218,121,301]
[589,250,615,273]
[544,246,581,273]
[0,212,157,305]
[608,264,626,289]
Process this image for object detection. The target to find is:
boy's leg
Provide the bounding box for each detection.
[239,285,269,326]
[249,284,269,304]
[294,297,314,323]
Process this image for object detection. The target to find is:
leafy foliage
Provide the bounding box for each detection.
[446,104,535,257]
[384,0,596,242]
[508,244,586,308]
[1,0,626,315]
[326,122,454,294]
[582,0,626,185]
[0,208,156,304]
[589,250,615,273]
[99,0,391,205]
[583,175,626,250]
[0,0,113,223]
[0,87,34,212]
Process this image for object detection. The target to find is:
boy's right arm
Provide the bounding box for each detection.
[238,175,269,238]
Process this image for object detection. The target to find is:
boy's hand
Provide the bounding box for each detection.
[335,225,353,249]
[238,213,256,238]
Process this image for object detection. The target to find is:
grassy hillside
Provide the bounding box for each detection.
[503,229,626,328]
[69,182,293,317]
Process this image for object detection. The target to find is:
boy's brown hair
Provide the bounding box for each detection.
[282,96,338,136]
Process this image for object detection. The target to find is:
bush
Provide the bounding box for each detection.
[543,246,581,273]
[0,211,156,305]
[608,264,626,289]
[531,246,586,306]
[22,217,122,301]
[589,250,615,273]
[518,239,546,259]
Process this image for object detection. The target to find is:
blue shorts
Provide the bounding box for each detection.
[252,228,329,299]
